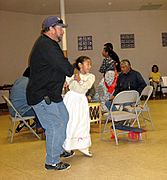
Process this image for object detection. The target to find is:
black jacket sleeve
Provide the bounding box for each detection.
[41,40,74,77]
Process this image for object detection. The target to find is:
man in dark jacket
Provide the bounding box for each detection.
[106,59,146,109]
[113,59,147,96]
[27,16,74,171]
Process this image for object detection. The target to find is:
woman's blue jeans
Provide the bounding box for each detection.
[33,100,69,165]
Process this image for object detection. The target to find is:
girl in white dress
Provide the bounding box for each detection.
[63,56,95,157]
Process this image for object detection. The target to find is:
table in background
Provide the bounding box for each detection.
[88,102,102,132]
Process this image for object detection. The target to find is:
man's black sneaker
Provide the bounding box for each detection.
[60,150,75,158]
[45,162,71,171]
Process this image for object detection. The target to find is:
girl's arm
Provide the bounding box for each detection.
[69,74,95,94]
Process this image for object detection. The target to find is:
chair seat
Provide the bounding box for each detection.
[124,105,148,113]
[104,111,137,122]
[112,111,137,121]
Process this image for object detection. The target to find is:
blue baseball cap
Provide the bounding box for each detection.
[42,16,67,29]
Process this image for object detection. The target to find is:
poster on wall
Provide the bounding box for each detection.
[78,36,93,51]
[120,34,135,49]
[162,32,167,47]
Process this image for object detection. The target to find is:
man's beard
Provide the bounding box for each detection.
[57,36,62,42]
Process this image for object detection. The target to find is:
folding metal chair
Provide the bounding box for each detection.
[160,76,167,98]
[101,90,140,145]
[2,95,40,143]
[124,86,154,129]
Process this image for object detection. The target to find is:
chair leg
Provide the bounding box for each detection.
[136,117,142,140]
[141,111,154,130]
[101,117,109,140]
[131,116,142,140]
[159,86,163,99]
[112,120,118,145]
[99,119,102,133]
[147,111,154,130]
[131,115,139,126]
[140,113,147,127]
[10,121,16,143]
[22,120,40,139]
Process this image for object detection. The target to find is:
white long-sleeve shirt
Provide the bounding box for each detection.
[66,73,95,94]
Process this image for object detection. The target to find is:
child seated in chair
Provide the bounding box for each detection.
[149,65,161,98]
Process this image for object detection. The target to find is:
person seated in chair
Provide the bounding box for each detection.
[105,59,147,110]
[149,64,161,98]
[9,67,43,134]
[86,83,96,102]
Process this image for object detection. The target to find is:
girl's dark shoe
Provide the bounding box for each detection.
[60,150,75,158]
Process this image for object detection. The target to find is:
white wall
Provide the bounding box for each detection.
[66,11,167,85]
[0,11,43,84]
[0,10,167,86]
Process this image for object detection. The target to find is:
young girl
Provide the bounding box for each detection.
[63,56,95,157]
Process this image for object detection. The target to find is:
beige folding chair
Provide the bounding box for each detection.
[2,95,40,143]
[101,90,140,145]
[124,86,154,129]
[160,76,167,98]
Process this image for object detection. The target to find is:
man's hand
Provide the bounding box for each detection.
[74,73,81,82]
[109,96,115,102]
[63,81,69,94]
[87,95,92,102]
[63,81,68,88]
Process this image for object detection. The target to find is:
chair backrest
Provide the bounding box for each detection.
[161,76,167,87]
[138,85,153,107]
[2,95,21,118]
[140,85,153,97]
[112,90,139,106]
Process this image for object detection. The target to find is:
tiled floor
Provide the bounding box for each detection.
[0,100,167,180]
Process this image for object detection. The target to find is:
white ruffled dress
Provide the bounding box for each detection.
[63,73,95,151]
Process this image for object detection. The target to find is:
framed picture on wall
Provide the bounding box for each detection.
[162,32,167,47]
[78,36,93,51]
[120,34,135,49]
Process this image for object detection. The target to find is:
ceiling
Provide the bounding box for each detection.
[0,0,167,15]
